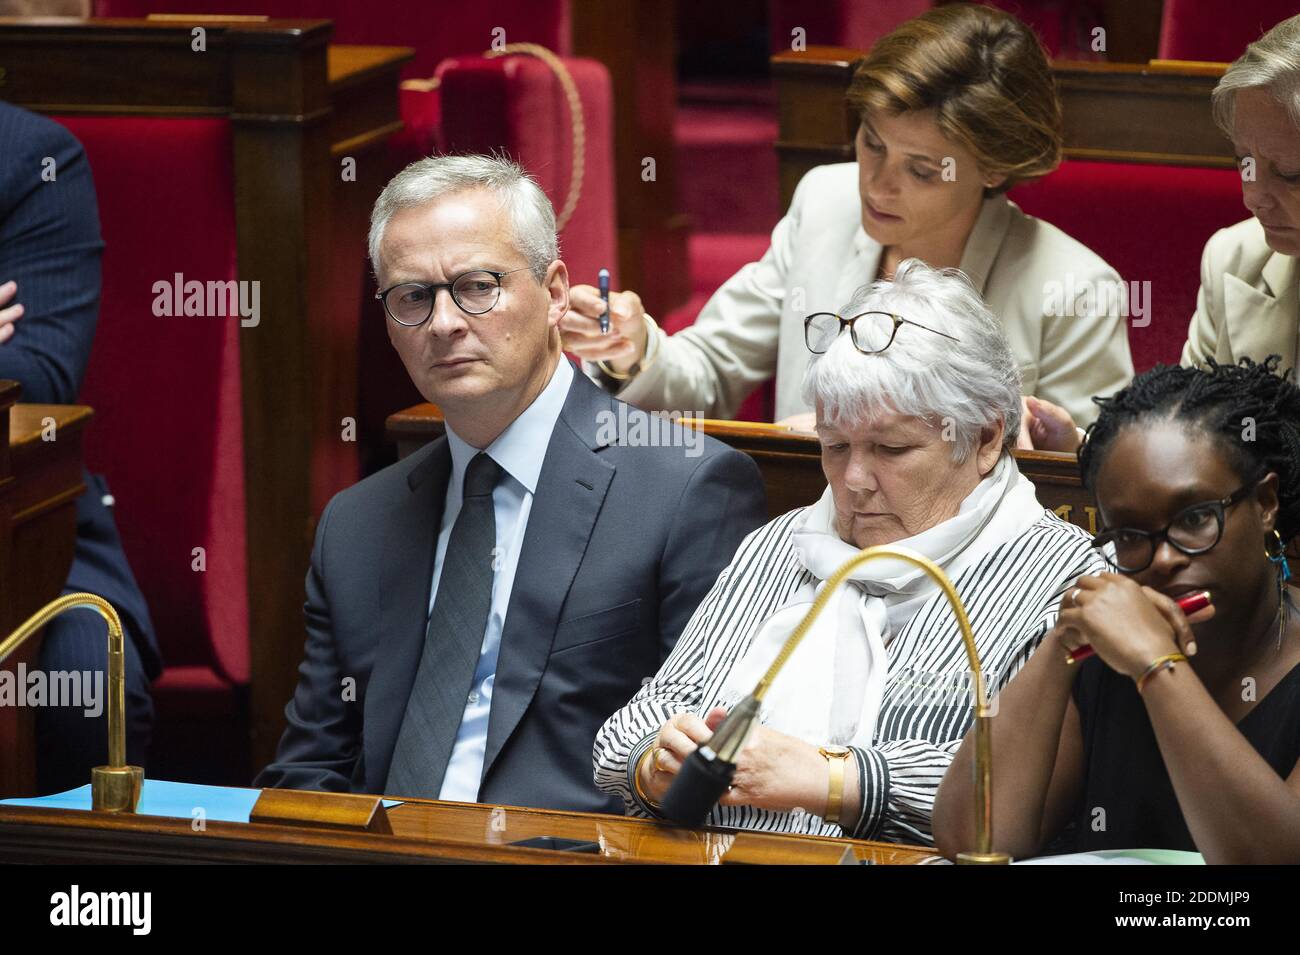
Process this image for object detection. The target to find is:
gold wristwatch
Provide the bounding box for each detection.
[818,745,852,824]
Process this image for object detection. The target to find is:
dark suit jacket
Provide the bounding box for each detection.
[0,101,159,678]
[257,367,767,812]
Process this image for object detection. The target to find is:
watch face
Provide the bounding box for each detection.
[822,745,851,757]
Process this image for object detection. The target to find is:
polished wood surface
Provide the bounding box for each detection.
[0,17,413,773]
[249,788,392,834]
[0,389,92,798]
[386,402,1097,533]
[0,793,937,864]
[771,45,1232,211]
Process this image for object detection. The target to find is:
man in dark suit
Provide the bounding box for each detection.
[257,154,766,812]
[0,101,160,793]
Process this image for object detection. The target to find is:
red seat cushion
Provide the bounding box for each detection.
[52,116,249,686]
[1158,0,1296,61]
[1010,160,1246,371]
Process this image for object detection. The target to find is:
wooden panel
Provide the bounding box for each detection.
[1055,60,1231,167]
[0,795,937,864]
[1100,0,1165,64]
[386,403,1096,533]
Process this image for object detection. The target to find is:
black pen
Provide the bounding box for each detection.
[598,268,611,334]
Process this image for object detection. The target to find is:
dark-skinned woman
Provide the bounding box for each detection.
[933,357,1300,864]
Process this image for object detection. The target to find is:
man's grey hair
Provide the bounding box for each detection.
[800,259,1022,461]
[1211,13,1300,137]
[367,153,559,282]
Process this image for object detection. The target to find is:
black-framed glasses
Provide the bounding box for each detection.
[1092,483,1256,573]
[803,310,961,355]
[376,268,531,326]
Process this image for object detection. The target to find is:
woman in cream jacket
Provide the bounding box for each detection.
[561,4,1133,436]
[1183,13,1300,374]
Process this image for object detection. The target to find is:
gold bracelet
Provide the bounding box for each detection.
[632,747,663,811]
[597,313,660,381]
[1135,652,1188,693]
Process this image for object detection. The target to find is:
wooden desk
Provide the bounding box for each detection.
[0,384,92,798]
[771,46,1232,211]
[0,794,936,864]
[0,17,413,771]
[386,403,1098,534]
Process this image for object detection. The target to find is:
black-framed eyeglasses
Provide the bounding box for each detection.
[1092,482,1256,573]
[803,311,961,355]
[376,268,531,326]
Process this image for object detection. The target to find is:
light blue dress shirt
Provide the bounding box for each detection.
[432,357,574,802]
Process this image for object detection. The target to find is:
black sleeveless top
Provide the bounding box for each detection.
[1068,654,1300,852]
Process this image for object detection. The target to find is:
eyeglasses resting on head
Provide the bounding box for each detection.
[803,310,961,355]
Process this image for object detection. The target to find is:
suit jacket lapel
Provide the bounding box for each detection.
[1224,250,1300,369]
[959,196,1011,296]
[480,373,615,783]
[364,439,451,792]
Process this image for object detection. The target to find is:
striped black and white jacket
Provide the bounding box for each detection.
[592,505,1106,845]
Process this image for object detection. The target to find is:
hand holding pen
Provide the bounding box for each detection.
[598,268,610,334]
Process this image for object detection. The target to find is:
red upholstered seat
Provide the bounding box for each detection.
[1158,0,1296,61]
[1010,160,1246,372]
[435,54,617,288]
[53,116,249,769]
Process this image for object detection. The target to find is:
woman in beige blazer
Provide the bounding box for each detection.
[561,4,1133,438]
[1183,14,1300,374]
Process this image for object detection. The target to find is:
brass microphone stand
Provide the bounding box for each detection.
[0,593,144,812]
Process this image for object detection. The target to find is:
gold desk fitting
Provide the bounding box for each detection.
[0,593,144,812]
[664,545,1009,864]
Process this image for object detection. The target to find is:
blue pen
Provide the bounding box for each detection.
[598,268,611,334]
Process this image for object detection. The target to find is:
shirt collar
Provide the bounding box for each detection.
[444,357,574,495]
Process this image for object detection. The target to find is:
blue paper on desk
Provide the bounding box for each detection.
[1,779,402,823]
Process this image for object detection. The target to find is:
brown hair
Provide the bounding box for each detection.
[846,3,1063,194]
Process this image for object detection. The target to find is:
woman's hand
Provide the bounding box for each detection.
[561,284,649,372]
[775,411,817,434]
[1053,573,1210,679]
[638,711,714,805]
[0,280,23,345]
[639,707,831,817]
[1016,395,1080,453]
[714,707,830,816]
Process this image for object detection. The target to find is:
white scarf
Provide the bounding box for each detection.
[719,453,1044,748]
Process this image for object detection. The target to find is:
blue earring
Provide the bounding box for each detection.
[1267,530,1292,582]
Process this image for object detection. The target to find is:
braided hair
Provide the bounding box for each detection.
[1079,356,1300,543]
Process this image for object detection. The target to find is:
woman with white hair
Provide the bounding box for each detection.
[1183,13,1300,371]
[592,260,1107,844]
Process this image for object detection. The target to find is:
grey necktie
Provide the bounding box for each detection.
[386,451,502,799]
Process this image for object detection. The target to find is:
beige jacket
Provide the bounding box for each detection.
[603,162,1134,426]
[1182,217,1300,374]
